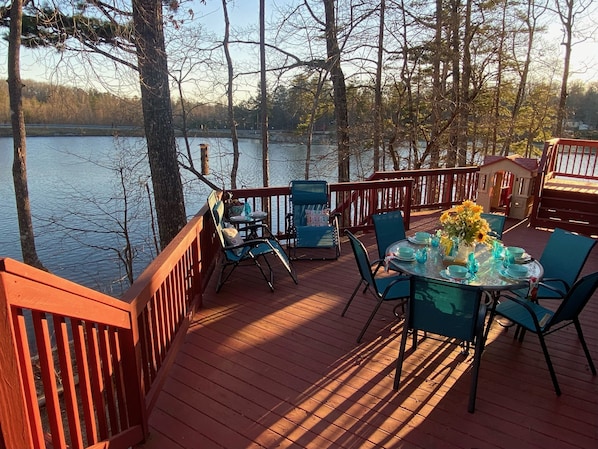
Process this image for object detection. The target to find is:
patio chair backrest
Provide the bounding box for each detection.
[409,277,485,342]
[346,231,376,288]
[550,271,598,325]
[539,228,596,287]
[373,210,406,261]
[481,213,506,239]
[290,180,330,226]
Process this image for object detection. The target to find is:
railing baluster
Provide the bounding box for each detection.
[5,167,556,449]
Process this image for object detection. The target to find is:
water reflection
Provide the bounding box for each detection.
[1,135,370,294]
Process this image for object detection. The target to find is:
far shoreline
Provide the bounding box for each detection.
[0,124,336,144]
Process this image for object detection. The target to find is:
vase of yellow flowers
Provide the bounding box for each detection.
[439,200,492,264]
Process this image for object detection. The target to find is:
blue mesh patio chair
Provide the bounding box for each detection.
[285,180,341,260]
[372,210,407,276]
[532,228,596,301]
[208,191,298,292]
[342,231,410,343]
[480,212,506,239]
[394,277,488,413]
[485,271,598,396]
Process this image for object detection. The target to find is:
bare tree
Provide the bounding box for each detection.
[7,0,46,270]
[552,0,596,136]
[501,0,546,155]
[259,0,270,187]
[132,0,187,248]
[8,0,189,249]
[222,0,241,189]
[428,0,444,168]
[372,0,385,173]
[322,0,350,182]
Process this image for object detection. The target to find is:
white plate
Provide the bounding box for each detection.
[499,268,530,280]
[440,269,472,281]
[408,236,429,245]
[514,253,532,264]
[249,211,267,219]
[394,254,415,262]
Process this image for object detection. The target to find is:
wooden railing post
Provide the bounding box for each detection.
[0,264,43,449]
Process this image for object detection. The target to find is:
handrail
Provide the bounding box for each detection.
[120,206,219,414]
[0,207,217,449]
[542,138,598,181]
[226,179,417,235]
[0,169,489,449]
[0,258,144,449]
[529,138,598,233]
[369,166,480,210]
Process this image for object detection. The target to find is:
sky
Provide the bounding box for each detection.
[0,0,596,96]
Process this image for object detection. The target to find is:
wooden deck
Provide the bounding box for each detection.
[137,211,598,449]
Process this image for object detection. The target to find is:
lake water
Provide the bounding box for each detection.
[0,135,367,295]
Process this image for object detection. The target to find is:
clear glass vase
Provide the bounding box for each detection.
[455,240,475,265]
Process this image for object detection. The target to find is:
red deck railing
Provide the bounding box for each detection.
[228,167,480,237]
[370,166,480,210]
[226,179,416,237]
[542,138,598,181]
[0,211,219,449]
[529,138,598,235]
[0,164,556,449]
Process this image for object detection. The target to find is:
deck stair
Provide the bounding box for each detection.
[530,138,598,237]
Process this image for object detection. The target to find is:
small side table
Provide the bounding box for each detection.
[229,213,267,239]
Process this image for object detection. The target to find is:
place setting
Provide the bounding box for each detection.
[407,231,431,245]
[499,263,531,280]
[393,246,416,262]
[492,243,532,264]
[440,264,473,282]
[506,246,533,264]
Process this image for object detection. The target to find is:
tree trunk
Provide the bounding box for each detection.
[222,0,240,189]
[554,0,574,137]
[8,0,46,270]
[260,0,270,187]
[493,0,507,156]
[132,0,186,249]
[447,0,460,168]
[501,0,536,156]
[305,72,327,180]
[429,0,443,168]
[458,0,473,166]
[373,0,385,173]
[323,0,350,182]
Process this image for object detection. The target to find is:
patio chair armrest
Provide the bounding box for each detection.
[494,291,547,330]
[381,274,411,297]
[496,290,528,304]
[224,236,270,250]
[237,223,271,233]
[370,257,383,266]
[539,278,569,296]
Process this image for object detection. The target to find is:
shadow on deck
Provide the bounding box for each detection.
[137,211,598,449]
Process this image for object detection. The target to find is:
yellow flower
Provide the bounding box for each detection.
[439,200,491,245]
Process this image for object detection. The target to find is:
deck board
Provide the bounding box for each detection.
[137,212,598,449]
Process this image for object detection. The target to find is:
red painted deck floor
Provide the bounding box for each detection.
[137,211,598,449]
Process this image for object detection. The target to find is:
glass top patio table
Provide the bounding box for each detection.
[386,239,544,292]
